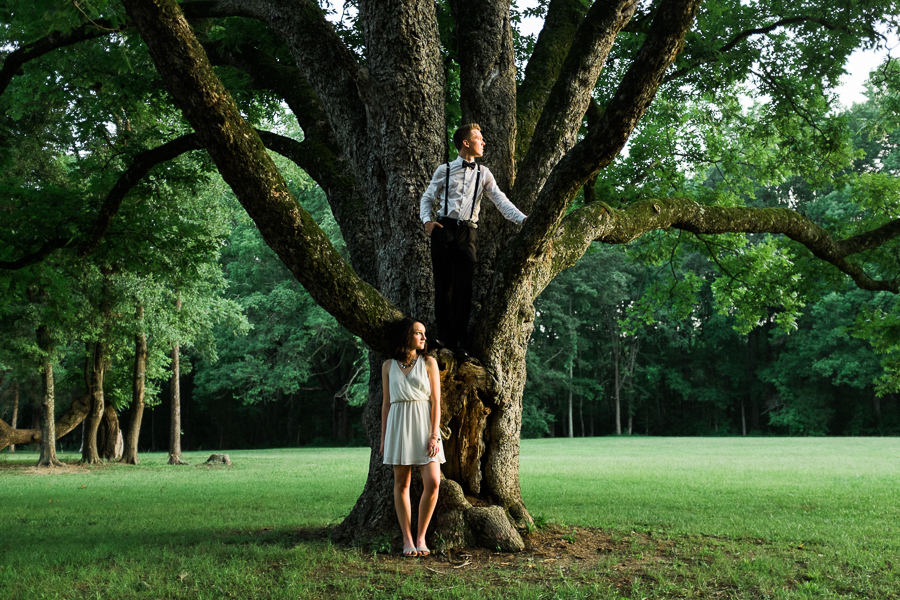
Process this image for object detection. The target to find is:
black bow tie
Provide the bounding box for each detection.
[462,160,476,169]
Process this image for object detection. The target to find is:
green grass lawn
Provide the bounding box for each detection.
[1,438,897,599]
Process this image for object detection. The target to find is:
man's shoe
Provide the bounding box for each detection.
[453,346,470,359]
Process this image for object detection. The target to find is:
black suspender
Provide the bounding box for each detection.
[469,166,481,221]
[442,161,480,222]
[443,161,450,217]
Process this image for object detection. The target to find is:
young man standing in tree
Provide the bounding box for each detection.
[420,124,527,358]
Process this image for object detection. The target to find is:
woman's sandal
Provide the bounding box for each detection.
[416,546,430,557]
[402,547,419,557]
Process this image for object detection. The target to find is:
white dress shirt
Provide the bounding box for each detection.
[419,156,526,227]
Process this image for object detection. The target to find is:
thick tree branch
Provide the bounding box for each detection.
[548,198,900,294]
[515,0,591,164]
[450,0,517,189]
[512,0,639,214]
[0,20,122,97]
[837,219,900,257]
[203,41,340,156]
[1,128,372,275]
[78,134,204,256]
[183,0,369,171]
[0,239,68,270]
[348,0,444,315]
[512,0,702,275]
[0,394,90,451]
[121,0,401,353]
[1,134,203,269]
[474,0,700,357]
[179,0,259,18]
[203,40,378,283]
[226,0,367,163]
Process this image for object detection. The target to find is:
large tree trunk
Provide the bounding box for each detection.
[122,309,147,464]
[335,353,527,552]
[36,325,63,467]
[82,340,106,464]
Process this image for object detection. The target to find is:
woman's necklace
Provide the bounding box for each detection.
[398,355,418,369]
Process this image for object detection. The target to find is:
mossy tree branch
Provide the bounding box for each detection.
[120,0,402,354]
[204,41,377,283]
[491,0,702,301]
[513,0,640,214]
[514,0,592,164]
[545,198,900,294]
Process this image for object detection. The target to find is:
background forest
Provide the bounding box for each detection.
[3,59,900,450]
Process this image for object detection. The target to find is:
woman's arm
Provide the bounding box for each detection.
[379,360,391,455]
[426,356,442,455]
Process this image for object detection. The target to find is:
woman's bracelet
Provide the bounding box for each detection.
[429,433,440,441]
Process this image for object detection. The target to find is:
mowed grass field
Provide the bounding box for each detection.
[1,438,897,599]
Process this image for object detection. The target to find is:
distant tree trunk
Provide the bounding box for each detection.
[578,397,584,438]
[589,390,595,437]
[122,309,147,464]
[332,363,364,443]
[168,293,187,465]
[567,359,574,438]
[10,382,18,453]
[741,398,747,437]
[745,330,755,435]
[82,340,106,464]
[286,393,296,445]
[612,332,622,436]
[36,325,63,467]
[97,403,122,461]
[30,393,40,450]
[150,404,156,452]
[567,298,574,438]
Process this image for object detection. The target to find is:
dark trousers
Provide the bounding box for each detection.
[431,219,477,349]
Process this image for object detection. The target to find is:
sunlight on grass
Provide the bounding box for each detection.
[520,438,899,554]
[2,438,898,599]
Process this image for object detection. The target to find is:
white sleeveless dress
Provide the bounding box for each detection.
[382,358,446,466]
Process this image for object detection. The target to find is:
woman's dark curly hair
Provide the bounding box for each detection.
[392,317,428,360]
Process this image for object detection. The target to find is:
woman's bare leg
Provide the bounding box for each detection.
[393,465,415,550]
[416,461,441,548]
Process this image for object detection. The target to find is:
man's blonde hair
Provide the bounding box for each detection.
[453,123,481,151]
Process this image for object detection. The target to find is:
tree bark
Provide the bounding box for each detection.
[567,360,574,439]
[122,307,148,464]
[82,340,106,464]
[10,382,18,452]
[0,394,91,450]
[97,403,122,461]
[168,294,188,465]
[611,316,622,436]
[36,326,63,467]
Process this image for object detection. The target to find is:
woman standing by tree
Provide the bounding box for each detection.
[379,318,444,557]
